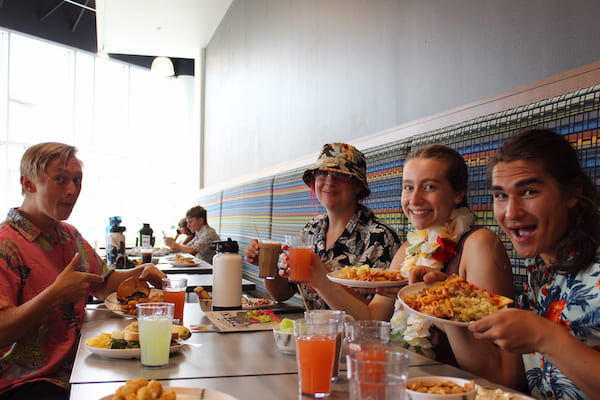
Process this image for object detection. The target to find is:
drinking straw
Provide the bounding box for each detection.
[253,224,262,242]
[297,283,310,312]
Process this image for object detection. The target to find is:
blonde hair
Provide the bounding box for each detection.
[20,142,81,195]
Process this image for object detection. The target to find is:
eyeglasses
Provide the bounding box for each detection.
[313,170,354,183]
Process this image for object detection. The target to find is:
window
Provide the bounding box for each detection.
[0,29,198,248]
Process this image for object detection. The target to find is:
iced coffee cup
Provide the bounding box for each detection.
[258,240,281,279]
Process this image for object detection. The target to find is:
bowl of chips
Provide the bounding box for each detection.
[406,376,477,400]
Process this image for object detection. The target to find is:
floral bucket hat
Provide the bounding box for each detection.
[302,142,371,198]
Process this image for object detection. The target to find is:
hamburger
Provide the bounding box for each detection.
[116,277,150,303]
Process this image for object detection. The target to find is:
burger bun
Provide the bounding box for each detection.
[117,277,150,302]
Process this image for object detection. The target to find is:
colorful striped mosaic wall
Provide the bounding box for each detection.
[196,83,600,298]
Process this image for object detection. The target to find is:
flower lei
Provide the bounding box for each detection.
[391,207,475,357]
[400,207,476,276]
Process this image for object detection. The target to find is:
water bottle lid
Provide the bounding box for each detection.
[109,216,121,225]
[212,238,239,253]
[110,225,126,233]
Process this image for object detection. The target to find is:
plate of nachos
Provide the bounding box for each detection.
[327,265,408,288]
[397,274,514,327]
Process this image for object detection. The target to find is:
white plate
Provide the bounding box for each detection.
[99,386,238,400]
[104,288,164,318]
[397,282,472,327]
[242,297,277,309]
[169,260,201,267]
[85,342,183,359]
[327,270,408,288]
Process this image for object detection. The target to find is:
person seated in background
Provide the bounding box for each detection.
[287,144,513,365]
[0,142,166,400]
[164,205,220,263]
[245,142,401,309]
[425,129,600,399]
[174,218,193,245]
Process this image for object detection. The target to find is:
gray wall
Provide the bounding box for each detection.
[203,0,600,187]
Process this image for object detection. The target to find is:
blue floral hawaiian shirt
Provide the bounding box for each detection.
[520,248,600,400]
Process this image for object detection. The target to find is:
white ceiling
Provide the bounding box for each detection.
[95,0,232,59]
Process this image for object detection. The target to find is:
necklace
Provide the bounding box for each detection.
[392,207,475,358]
[400,207,475,276]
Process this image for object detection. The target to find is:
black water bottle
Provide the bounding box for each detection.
[139,223,154,248]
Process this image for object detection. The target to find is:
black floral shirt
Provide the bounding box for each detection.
[300,204,401,309]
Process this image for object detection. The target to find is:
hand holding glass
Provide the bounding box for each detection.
[258,240,281,279]
[285,233,314,283]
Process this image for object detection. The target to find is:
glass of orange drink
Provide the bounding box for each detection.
[347,349,409,400]
[294,318,338,398]
[285,233,314,283]
[162,277,187,325]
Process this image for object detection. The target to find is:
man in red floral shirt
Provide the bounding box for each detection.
[0,142,166,400]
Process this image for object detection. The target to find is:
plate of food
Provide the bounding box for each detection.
[101,379,238,400]
[104,277,164,317]
[167,254,201,267]
[475,386,536,400]
[397,274,514,327]
[84,322,191,359]
[327,265,408,288]
[170,259,201,267]
[242,297,277,309]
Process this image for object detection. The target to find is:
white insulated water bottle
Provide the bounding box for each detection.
[211,238,242,310]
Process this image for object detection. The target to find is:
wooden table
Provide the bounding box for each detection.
[70,304,525,399]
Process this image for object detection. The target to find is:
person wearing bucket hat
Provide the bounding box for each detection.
[302,143,371,199]
[245,143,400,309]
[285,144,513,369]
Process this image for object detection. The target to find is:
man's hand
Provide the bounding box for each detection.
[244,239,260,265]
[137,264,167,288]
[163,237,177,250]
[409,266,448,284]
[51,253,104,304]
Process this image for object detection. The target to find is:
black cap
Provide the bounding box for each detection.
[211,238,239,253]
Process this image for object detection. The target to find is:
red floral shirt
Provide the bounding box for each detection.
[0,208,109,394]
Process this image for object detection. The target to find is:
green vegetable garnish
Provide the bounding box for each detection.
[279,318,294,333]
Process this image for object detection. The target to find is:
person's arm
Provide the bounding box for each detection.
[164,237,197,255]
[471,308,600,398]
[409,228,523,387]
[0,254,104,347]
[459,228,514,297]
[309,242,409,320]
[436,228,524,389]
[244,239,296,301]
[264,273,297,302]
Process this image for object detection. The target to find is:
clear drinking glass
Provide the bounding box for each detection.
[136,302,174,368]
[294,318,338,398]
[347,349,409,400]
[162,277,187,325]
[345,320,391,354]
[304,309,354,381]
[285,233,314,283]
